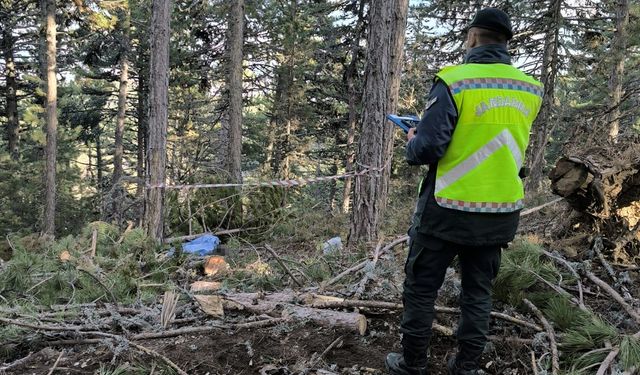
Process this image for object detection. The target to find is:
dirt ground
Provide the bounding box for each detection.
[4,307,534,375]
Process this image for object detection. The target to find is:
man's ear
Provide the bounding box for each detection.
[466,29,477,49]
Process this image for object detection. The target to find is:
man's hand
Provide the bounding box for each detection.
[407,127,417,142]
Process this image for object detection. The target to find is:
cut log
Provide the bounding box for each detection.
[219,292,367,335]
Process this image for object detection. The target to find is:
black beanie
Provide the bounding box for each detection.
[468,8,513,40]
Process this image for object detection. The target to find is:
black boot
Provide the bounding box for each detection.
[447,355,484,375]
[385,353,429,375]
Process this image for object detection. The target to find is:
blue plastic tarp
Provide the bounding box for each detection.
[169,234,220,256]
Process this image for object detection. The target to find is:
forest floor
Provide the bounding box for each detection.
[1,195,640,375]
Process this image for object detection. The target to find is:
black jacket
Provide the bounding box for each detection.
[407,44,520,247]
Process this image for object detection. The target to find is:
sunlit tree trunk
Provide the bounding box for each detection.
[607,0,629,143]
[349,0,408,244]
[112,4,131,225]
[42,0,58,237]
[145,0,171,241]
[226,0,244,184]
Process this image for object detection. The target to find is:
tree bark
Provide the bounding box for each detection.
[219,292,367,335]
[525,0,562,192]
[145,0,171,241]
[348,0,408,244]
[607,0,629,143]
[112,5,131,225]
[226,0,244,184]
[3,25,19,160]
[42,0,57,237]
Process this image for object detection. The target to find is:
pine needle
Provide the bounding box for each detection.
[619,335,640,370]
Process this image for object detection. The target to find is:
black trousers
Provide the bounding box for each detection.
[400,235,503,367]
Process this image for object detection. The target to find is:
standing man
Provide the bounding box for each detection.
[385,8,543,375]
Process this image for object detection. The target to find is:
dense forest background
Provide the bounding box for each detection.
[0,0,638,242]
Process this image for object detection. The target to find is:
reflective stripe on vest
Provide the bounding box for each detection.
[434,64,543,213]
[434,129,523,194]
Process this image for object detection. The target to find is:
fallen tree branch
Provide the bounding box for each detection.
[541,249,586,309]
[595,348,619,375]
[592,236,635,303]
[77,267,117,304]
[321,261,367,289]
[309,335,343,369]
[0,317,189,375]
[265,244,303,287]
[524,299,559,375]
[46,350,64,375]
[584,269,640,325]
[354,239,384,299]
[322,235,408,290]
[0,351,34,372]
[132,317,286,341]
[520,197,564,216]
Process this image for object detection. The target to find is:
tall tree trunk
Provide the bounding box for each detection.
[112,5,131,225]
[145,0,171,241]
[348,0,408,244]
[226,0,244,184]
[42,0,57,237]
[607,0,629,143]
[525,0,562,192]
[341,0,366,214]
[3,25,19,160]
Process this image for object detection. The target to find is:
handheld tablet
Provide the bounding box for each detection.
[386,114,420,134]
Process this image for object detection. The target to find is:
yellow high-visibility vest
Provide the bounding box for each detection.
[434,63,543,213]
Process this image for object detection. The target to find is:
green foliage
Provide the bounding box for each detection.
[97,361,175,375]
[562,316,618,352]
[0,223,179,307]
[544,296,589,331]
[302,257,332,283]
[570,348,610,374]
[493,238,560,306]
[619,335,640,370]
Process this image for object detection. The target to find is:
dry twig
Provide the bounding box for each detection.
[584,269,640,325]
[531,351,539,375]
[322,235,408,290]
[596,348,620,375]
[0,317,188,375]
[593,236,635,303]
[541,249,586,309]
[265,244,303,287]
[354,239,384,298]
[524,299,559,375]
[309,335,343,368]
[46,351,64,375]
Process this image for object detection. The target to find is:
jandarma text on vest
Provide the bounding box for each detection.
[475,96,530,117]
